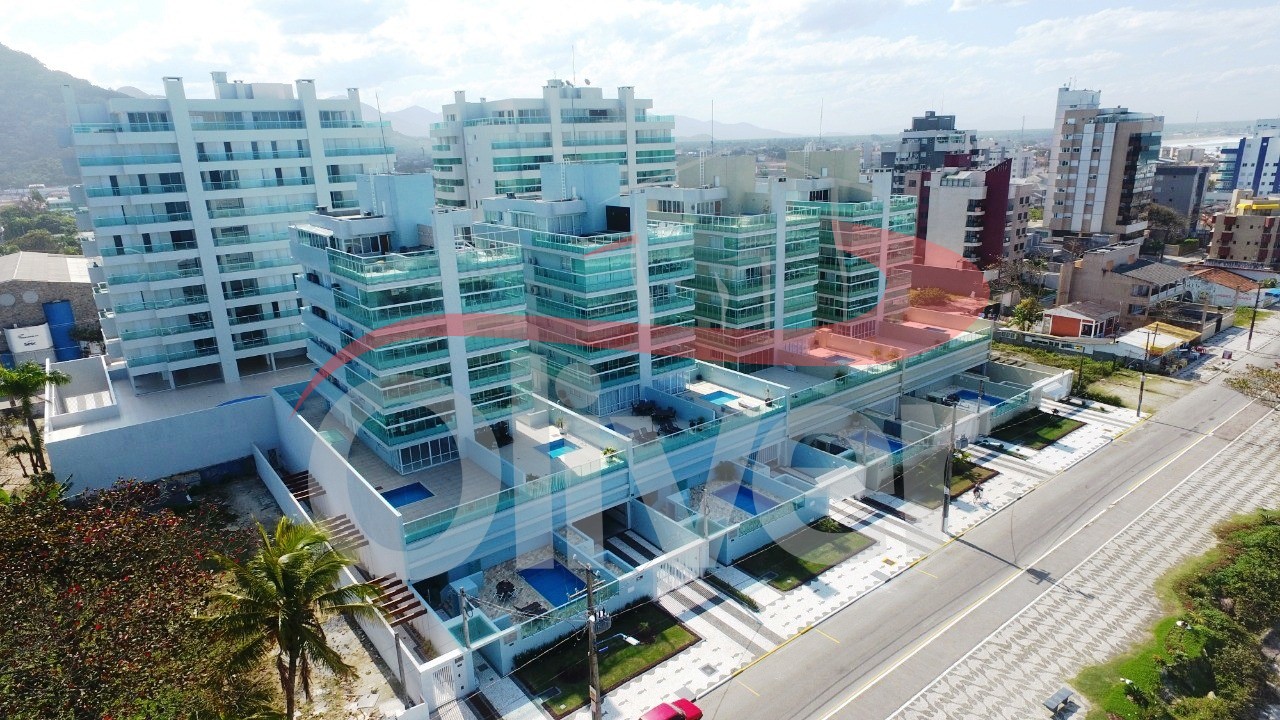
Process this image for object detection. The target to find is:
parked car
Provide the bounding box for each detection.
[639,698,703,720]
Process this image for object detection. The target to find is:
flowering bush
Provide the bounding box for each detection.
[0,479,272,719]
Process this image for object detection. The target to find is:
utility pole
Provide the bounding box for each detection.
[941,402,957,535]
[586,570,603,720]
[1136,329,1154,417]
[1076,350,1086,396]
[1247,287,1261,351]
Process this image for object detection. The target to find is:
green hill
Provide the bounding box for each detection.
[0,43,124,189]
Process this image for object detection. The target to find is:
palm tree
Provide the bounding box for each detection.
[0,362,70,473]
[205,518,383,720]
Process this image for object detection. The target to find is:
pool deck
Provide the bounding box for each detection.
[473,546,590,619]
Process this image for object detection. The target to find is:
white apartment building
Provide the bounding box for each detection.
[65,72,394,390]
[1047,86,1163,242]
[428,80,676,208]
[1220,119,1280,196]
[880,110,986,194]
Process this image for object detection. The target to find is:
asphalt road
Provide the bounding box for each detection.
[698,327,1279,720]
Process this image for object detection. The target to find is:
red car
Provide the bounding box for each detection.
[639,698,703,720]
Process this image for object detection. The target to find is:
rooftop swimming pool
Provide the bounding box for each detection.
[702,390,740,405]
[713,484,779,514]
[381,482,433,508]
[540,438,579,458]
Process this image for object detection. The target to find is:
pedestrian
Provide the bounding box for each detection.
[973,483,984,502]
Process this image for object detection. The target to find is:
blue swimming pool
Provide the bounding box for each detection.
[713,485,779,514]
[381,482,433,508]
[955,389,1001,407]
[518,561,586,607]
[846,429,905,453]
[702,390,740,405]
[540,438,579,458]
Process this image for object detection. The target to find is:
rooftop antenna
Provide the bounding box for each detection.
[699,149,706,188]
[375,92,391,174]
[818,98,824,149]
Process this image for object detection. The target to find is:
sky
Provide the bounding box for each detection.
[1,0,1276,135]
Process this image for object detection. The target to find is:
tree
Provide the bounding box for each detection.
[1224,365,1280,407]
[205,517,383,720]
[0,479,269,719]
[1010,298,1044,331]
[0,362,70,473]
[908,286,951,307]
[1028,206,1044,222]
[1143,203,1188,252]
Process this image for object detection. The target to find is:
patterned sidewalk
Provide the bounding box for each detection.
[891,410,1280,719]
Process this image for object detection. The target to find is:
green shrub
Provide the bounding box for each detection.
[1079,389,1126,407]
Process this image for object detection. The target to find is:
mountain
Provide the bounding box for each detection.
[674,115,799,141]
[383,106,441,137]
[0,42,125,189]
[113,85,159,99]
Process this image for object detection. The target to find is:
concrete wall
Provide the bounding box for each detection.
[0,279,97,354]
[47,395,278,493]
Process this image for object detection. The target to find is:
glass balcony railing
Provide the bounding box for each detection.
[339,338,451,372]
[632,402,784,462]
[327,174,359,184]
[216,257,297,274]
[114,295,209,314]
[530,267,635,293]
[78,154,181,167]
[455,245,523,273]
[213,231,290,247]
[93,211,192,227]
[118,320,214,340]
[126,345,220,368]
[635,114,675,123]
[467,359,530,388]
[326,146,393,157]
[647,221,694,244]
[530,229,634,255]
[198,150,310,162]
[72,121,175,133]
[228,308,303,326]
[223,283,296,301]
[461,289,525,313]
[534,296,637,322]
[331,198,360,209]
[636,135,675,144]
[319,120,390,129]
[464,116,549,128]
[97,241,198,257]
[207,202,316,219]
[326,247,440,285]
[85,183,185,198]
[202,177,315,191]
[651,288,695,314]
[333,289,444,329]
[106,267,203,285]
[232,331,309,351]
[191,120,306,131]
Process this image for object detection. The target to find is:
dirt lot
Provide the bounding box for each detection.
[204,475,409,720]
[1087,371,1196,415]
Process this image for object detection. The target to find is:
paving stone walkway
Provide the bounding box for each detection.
[891,410,1280,720]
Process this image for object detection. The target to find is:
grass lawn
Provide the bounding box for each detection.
[1073,617,1212,719]
[989,410,1085,450]
[736,517,876,591]
[514,603,700,718]
[1234,306,1273,326]
[912,456,999,508]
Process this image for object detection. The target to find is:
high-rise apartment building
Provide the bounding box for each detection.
[1152,164,1209,232]
[428,81,676,209]
[1207,190,1280,269]
[65,72,393,390]
[1219,119,1280,196]
[1047,87,1163,242]
[880,111,984,194]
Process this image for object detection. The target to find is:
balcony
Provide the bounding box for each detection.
[106,267,204,285]
[191,120,306,131]
[93,211,193,228]
[455,244,523,274]
[326,174,359,184]
[462,289,525,313]
[97,241,198,258]
[326,146,393,157]
[530,229,634,255]
[648,221,694,245]
[464,116,549,128]
[319,120,390,129]
[651,287,695,314]
[213,231,290,248]
[118,320,215,341]
[126,345,220,368]
[71,121,175,133]
[326,247,440,285]
[207,202,317,219]
[233,331,309,351]
[228,308,303,326]
[79,153,181,167]
[202,177,315,191]
[333,289,444,330]
[216,257,297,274]
[85,183,186,198]
[223,284,296,301]
[198,150,310,162]
[114,294,209,314]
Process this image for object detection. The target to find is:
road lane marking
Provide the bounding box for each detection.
[735,679,760,697]
[814,400,1263,720]
[816,629,841,644]
[916,568,939,579]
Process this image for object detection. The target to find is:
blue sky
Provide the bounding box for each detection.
[1,0,1275,133]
